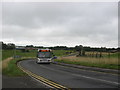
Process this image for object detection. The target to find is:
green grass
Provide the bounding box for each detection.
[2,58,27,76]
[0,50,2,61]
[2,49,74,76]
[2,50,14,60]
[53,50,74,56]
[55,59,119,70]
[54,52,119,70]
[14,50,37,57]
[2,49,37,76]
[105,52,119,58]
[2,49,37,60]
[2,49,74,60]
[3,49,118,76]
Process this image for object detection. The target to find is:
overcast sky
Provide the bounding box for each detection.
[2,2,118,47]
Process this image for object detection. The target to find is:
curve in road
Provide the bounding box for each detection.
[18,59,119,88]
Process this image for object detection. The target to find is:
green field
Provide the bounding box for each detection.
[2,49,71,76]
[2,58,27,76]
[2,49,73,61]
[2,49,37,61]
[53,50,74,56]
[55,52,119,70]
[2,49,119,76]
[55,59,119,69]
[105,52,119,58]
[2,49,37,76]
[2,50,14,60]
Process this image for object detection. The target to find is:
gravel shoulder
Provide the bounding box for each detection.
[2,75,47,88]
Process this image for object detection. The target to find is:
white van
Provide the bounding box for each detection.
[36,49,57,64]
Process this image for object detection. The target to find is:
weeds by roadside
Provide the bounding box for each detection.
[55,56,119,70]
[2,58,27,76]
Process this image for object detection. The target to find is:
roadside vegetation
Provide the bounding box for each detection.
[2,50,14,60]
[2,49,37,76]
[2,49,70,76]
[2,58,27,76]
[2,42,119,76]
[54,45,119,70]
[55,52,119,70]
[53,50,75,56]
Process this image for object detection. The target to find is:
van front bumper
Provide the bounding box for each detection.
[36,59,52,63]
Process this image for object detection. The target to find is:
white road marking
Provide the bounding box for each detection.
[53,63,119,76]
[40,65,119,86]
[71,73,119,85]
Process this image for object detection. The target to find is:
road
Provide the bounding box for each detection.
[19,59,119,88]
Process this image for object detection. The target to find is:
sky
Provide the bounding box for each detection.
[1,2,118,48]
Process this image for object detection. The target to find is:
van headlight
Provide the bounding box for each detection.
[38,58,41,61]
[47,59,51,61]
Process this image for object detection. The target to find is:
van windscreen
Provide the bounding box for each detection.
[38,52,52,58]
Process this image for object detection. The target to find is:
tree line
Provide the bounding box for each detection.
[1,42,119,53]
[1,42,15,50]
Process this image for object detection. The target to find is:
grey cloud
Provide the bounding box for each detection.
[2,2,118,47]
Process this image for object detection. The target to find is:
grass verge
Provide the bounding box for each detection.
[2,49,37,76]
[2,57,36,76]
[55,56,119,70]
[2,50,14,60]
[2,49,72,76]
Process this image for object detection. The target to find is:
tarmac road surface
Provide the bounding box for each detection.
[19,59,119,88]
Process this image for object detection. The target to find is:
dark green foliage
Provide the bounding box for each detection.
[26,45,34,47]
[2,42,15,50]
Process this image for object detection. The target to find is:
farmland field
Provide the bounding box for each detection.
[2,49,74,61]
[2,49,36,76]
[2,50,14,60]
[2,49,73,76]
[2,50,119,76]
[53,50,75,56]
[56,52,119,69]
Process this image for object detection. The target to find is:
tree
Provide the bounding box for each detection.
[2,42,7,49]
[82,49,86,56]
[2,42,15,49]
[26,45,34,48]
[75,45,83,56]
[7,43,15,49]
